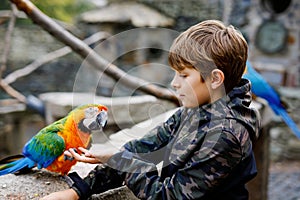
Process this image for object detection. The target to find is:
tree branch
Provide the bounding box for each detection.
[0,3,17,78]
[10,0,178,103]
[0,80,26,102]
[3,31,110,84]
[0,3,26,102]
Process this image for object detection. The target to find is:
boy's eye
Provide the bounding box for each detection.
[179,74,187,78]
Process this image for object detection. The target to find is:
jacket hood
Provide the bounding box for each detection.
[200,78,261,142]
[227,78,261,141]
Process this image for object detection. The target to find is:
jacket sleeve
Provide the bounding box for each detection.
[121,108,182,164]
[106,129,244,200]
[68,165,124,200]
[68,109,182,199]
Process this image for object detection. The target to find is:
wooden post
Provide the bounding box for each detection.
[247,125,271,200]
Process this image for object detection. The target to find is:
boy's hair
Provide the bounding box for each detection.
[168,19,248,93]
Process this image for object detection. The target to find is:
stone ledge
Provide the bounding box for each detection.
[0,170,137,200]
[39,93,176,127]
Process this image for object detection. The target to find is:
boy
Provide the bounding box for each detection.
[42,19,260,200]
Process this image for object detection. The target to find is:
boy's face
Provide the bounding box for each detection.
[171,67,211,108]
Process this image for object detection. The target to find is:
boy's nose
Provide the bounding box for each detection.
[171,77,179,89]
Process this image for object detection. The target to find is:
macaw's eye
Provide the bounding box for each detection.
[85,107,99,119]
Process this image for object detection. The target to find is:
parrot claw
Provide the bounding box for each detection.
[63,149,78,161]
[64,148,77,161]
[64,155,74,161]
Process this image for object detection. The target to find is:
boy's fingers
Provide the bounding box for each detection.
[64,150,72,157]
[68,148,83,159]
[67,148,94,162]
[78,147,89,154]
[78,147,93,157]
[64,148,100,164]
[78,147,87,152]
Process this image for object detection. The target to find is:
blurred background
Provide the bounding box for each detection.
[0,0,300,199]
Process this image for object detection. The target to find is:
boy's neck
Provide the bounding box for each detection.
[209,86,226,104]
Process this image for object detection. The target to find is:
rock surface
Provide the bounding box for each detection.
[0,169,138,200]
[0,170,69,199]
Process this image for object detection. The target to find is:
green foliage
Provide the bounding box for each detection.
[0,1,10,9]
[31,0,95,23]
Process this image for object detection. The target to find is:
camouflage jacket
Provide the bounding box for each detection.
[69,78,260,200]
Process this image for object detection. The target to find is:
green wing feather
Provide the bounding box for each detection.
[23,117,67,169]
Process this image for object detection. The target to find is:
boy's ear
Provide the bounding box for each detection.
[210,69,225,89]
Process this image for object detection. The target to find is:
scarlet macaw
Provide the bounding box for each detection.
[243,61,300,139]
[0,104,108,176]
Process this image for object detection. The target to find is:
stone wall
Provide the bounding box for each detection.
[0,25,82,98]
[245,0,300,87]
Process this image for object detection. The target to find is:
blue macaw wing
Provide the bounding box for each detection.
[23,119,66,169]
[244,61,300,139]
[243,61,282,108]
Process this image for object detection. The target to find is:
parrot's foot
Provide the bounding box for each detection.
[13,166,34,175]
[63,148,79,161]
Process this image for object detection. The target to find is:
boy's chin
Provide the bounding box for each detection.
[182,103,200,108]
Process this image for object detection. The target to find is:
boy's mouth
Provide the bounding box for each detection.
[178,94,185,99]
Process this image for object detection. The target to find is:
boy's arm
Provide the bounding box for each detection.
[124,108,182,153]
[107,129,244,199]
[65,109,182,199]
[118,108,182,164]
[41,189,79,200]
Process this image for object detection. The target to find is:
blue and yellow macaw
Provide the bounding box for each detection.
[0,104,108,176]
[243,61,300,139]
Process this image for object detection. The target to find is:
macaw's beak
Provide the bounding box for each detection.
[83,110,108,131]
[96,110,108,128]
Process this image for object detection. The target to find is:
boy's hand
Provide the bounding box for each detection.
[64,147,118,164]
[64,147,100,164]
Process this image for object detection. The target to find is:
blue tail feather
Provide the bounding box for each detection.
[0,157,36,176]
[274,106,300,139]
